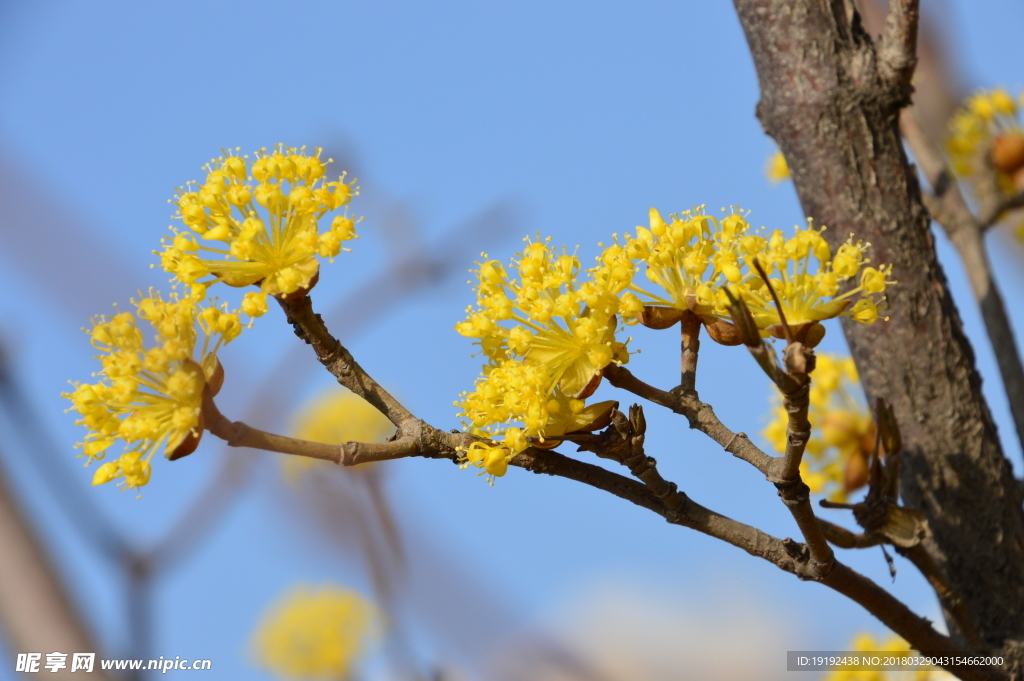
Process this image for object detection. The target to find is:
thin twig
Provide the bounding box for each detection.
[980,190,1024,231]
[601,364,776,476]
[817,518,883,549]
[276,295,414,427]
[680,311,702,392]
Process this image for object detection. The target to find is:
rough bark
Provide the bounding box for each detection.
[733,0,1024,655]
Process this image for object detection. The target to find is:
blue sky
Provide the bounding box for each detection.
[1,1,1023,679]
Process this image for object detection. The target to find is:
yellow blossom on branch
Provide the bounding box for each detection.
[158,145,360,303]
[946,88,1024,236]
[763,354,874,502]
[63,291,241,493]
[729,226,894,336]
[455,237,627,479]
[251,584,380,681]
[613,206,892,345]
[946,88,1024,185]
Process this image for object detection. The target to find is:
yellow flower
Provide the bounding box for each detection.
[63,291,241,493]
[822,632,954,681]
[726,226,893,334]
[946,88,1024,235]
[765,150,791,184]
[455,359,616,482]
[158,145,360,299]
[455,236,629,482]
[763,354,874,501]
[616,205,747,320]
[283,389,395,481]
[251,584,380,681]
[614,207,892,340]
[457,236,628,397]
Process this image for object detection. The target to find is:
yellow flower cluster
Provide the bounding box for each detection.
[456,209,893,483]
[67,144,364,494]
[823,632,953,681]
[251,584,379,681]
[158,145,360,310]
[763,354,874,502]
[947,89,1024,236]
[765,150,791,184]
[947,88,1024,187]
[63,291,241,493]
[284,389,395,482]
[455,236,628,478]
[618,207,892,339]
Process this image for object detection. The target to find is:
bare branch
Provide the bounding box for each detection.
[679,311,701,392]
[276,295,414,427]
[602,364,776,475]
[980,190,1024,231]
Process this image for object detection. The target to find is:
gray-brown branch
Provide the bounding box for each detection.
[900,107,1024,458]
[734,0,1024,660]
[276,293,984,675]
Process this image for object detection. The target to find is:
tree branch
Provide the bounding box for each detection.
[876,0,919,94]
[734,0,1024,653]
[276,295,414,427]
[276,291,990,678]
[602,364,777,475]
[901,107,1024,458]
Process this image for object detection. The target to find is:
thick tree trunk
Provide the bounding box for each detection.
[733,0,1024,659]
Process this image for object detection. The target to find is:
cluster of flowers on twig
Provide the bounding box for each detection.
[763,354,875,502]
[251,584,380,681]
[457,207,893,480]
[65,146,362,493]
[946,88,1024,233]
[63,291,241,492]
[455,237,628,479]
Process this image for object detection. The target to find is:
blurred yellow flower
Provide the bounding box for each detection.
[251,584,380,681]
[946,88,1024,236]
[766,149,791,184]
[823,632,954,681]
[283,389,395,481]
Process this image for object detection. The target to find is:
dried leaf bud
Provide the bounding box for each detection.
[637,305,685,330]
[876,505,931,548]
[844,448,870,493]
[700,316,746,346]
[572,400,617,433]
[991,134,1024,175]
[204,355,225,397]
[575,372,603,400]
